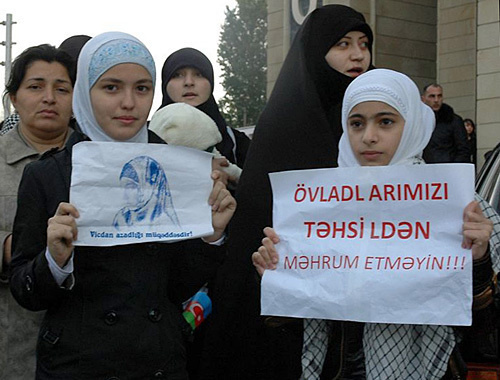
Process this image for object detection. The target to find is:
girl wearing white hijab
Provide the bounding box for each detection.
[10,32,235,379]
[252,69,499,379]
[338,68,434,167]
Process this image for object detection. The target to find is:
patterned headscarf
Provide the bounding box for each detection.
[73,31,156,143]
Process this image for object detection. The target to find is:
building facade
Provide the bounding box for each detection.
[267,0,500,167]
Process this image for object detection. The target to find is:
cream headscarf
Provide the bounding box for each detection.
[338,68,435,167]
[73,31,156,143]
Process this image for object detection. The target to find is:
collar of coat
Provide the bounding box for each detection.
[435,103,455,124]
[3,125,40,165]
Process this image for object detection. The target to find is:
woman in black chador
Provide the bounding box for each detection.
[159,48,250,169]
[201,5,373,379]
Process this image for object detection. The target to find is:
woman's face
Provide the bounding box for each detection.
[123,178,143,207]
[464,121,474,135]
[347,101,405,166]
[166,67,212,107]
[122,177,154,208]
[325,31,370,78]
[90,63,153,141]
[10,60,73,136]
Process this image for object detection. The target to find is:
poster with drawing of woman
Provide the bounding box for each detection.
[70,141,214,246]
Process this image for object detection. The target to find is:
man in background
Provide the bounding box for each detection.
[422,83,470,163]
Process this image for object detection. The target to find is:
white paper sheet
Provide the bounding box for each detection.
[262,164,475,326]
[70,141,213,246]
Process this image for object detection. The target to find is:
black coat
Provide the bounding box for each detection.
[10,130,225,380]
[200,5,373,379]
[423,103,470,163]
[468,132,477,168]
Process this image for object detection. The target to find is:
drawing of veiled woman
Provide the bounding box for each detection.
[114,156,180,229]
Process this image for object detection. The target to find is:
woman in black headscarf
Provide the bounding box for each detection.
[159,48,251,380]
[463,118,477,169]
[159,48,250,168]
[200,5,373,380]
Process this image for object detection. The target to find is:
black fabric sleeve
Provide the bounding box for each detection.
[472,251,494,295]
[168,238,226,305]
[9,163,69,311]
[231,128,251,168]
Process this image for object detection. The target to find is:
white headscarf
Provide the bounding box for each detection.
[73,31,156,143]
[335,69,456,380]
[338,68,435,167]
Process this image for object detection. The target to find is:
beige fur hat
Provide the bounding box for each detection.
[149,103,242,181]
[149,103,222,151]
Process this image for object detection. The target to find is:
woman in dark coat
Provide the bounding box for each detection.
[10,32,235,380]
[464,118,477,169]
[201,5,373,380]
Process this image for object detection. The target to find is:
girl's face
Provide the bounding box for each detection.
[347,101,405,166]
[325,31,370,78]
[10,60,73,137]
[166,67,211,107]
[90,63,153,141]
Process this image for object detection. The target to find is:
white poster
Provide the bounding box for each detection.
[70,141,213,246]
[262,164,475,326]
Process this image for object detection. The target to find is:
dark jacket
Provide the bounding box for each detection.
[468,132,477,169]
[423,103,470,163]
[10,130,225,380]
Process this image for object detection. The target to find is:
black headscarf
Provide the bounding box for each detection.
[58,34,92,63]
[201,5,373,379]
[58,35,92,131]
[159,48,239,164]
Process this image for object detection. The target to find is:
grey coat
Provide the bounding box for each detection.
[0,125,63,380]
